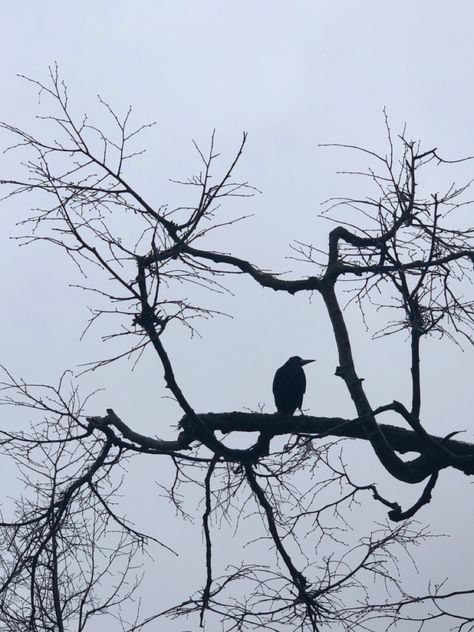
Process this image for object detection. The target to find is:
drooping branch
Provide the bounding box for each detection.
[200,455,217,626]
[388,472,439,522]
[244,463,321,630]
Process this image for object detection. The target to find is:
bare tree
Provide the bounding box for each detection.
[0,67,473,631]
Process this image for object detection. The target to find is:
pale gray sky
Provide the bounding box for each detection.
[0,2,472,630]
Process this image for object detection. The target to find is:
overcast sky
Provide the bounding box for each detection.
[0,2,473,630]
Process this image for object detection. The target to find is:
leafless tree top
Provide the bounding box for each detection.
[0,69,472,631]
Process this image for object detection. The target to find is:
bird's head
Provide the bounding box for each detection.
[288,356,315,367]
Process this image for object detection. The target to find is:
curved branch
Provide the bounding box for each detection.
[181,245,321,293]
[388,472,439,522]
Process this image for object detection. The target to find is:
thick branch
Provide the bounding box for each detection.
[320,282,443,483]
[181,411,474,468]
[87,408,474,478]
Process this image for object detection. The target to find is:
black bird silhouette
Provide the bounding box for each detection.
[272,356,315,415]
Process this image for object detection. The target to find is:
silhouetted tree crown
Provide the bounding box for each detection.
[0,68,472,631]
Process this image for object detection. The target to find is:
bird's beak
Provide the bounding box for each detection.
[300,359,315,366]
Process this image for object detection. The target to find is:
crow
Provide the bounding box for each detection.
[272,356,314,415]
